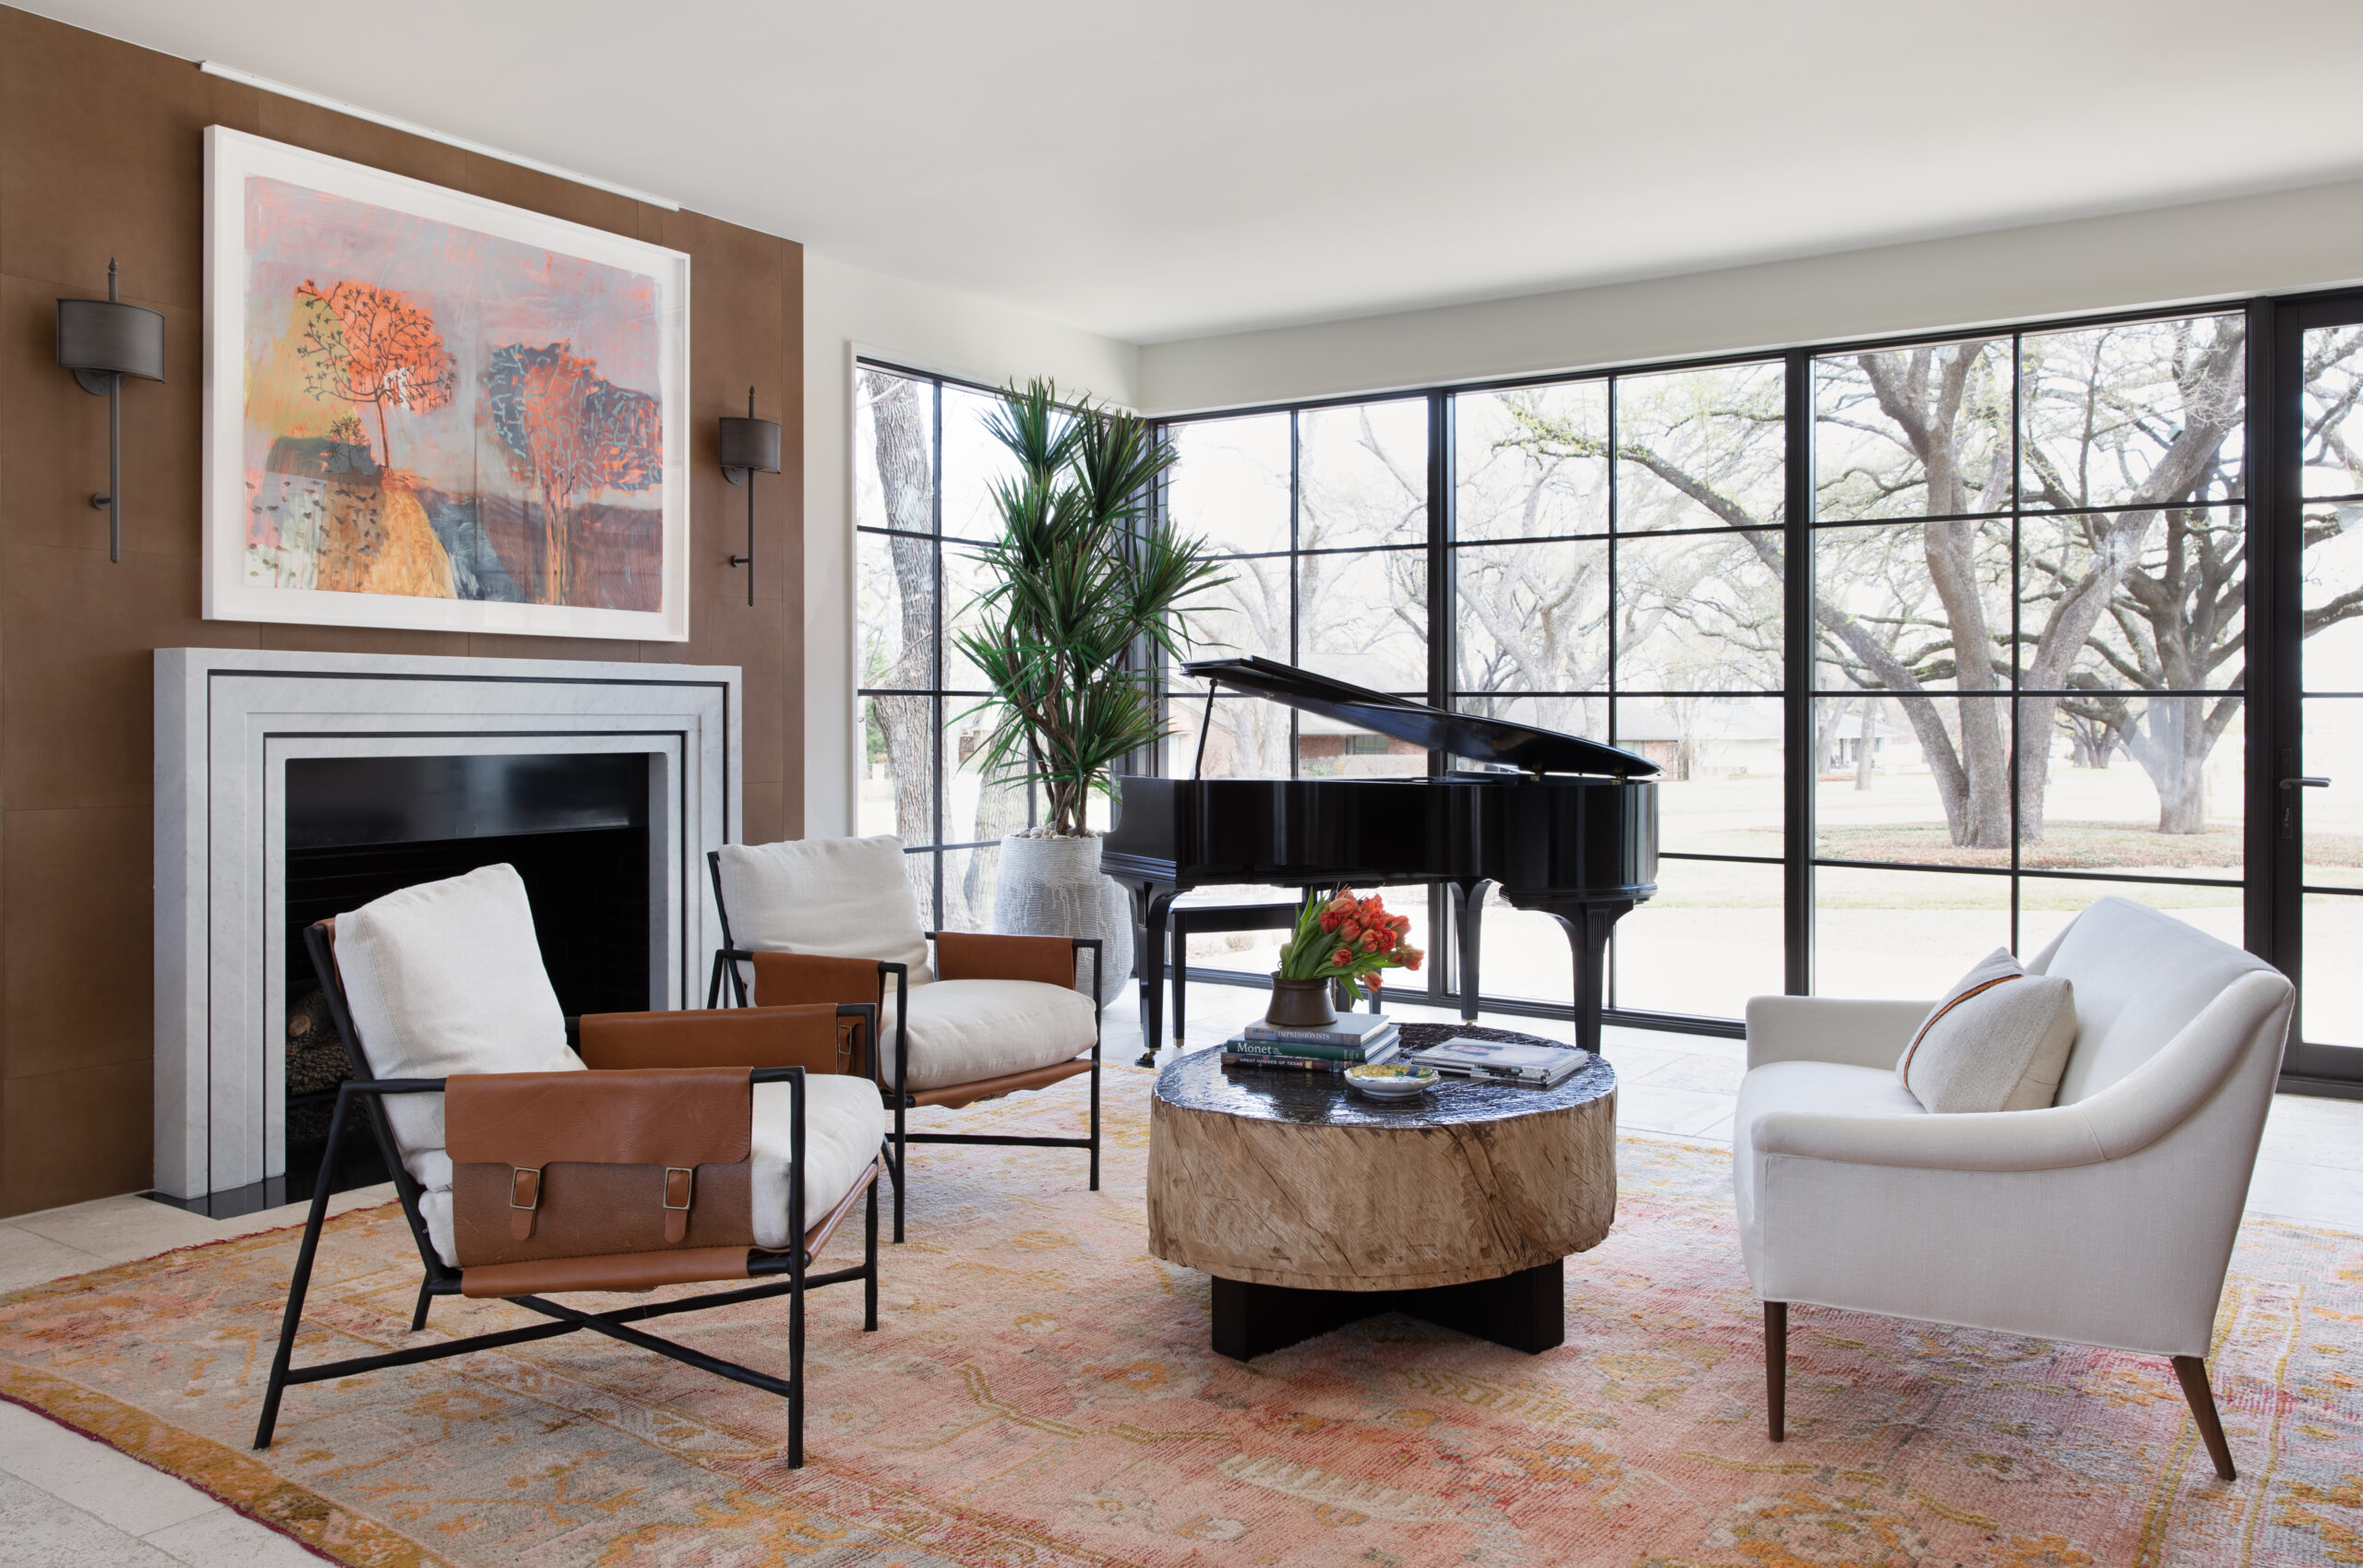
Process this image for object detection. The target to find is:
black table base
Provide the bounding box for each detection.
[1210,1259,1565,1360]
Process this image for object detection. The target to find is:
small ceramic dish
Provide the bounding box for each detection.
[1345,1063,1438,1100]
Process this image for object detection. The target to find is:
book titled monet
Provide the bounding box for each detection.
[1225,1028,1399,1063]
[1221,1036,1401,1072]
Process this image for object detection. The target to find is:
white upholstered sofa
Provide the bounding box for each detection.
[1734,897,2296,1480]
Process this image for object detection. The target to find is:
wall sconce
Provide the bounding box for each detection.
[719,388,781,607]
[57,259,165,564]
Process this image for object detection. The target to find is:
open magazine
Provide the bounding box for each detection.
[1404,1035,1587,1088]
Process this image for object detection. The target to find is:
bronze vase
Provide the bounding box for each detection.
[1265,973,1338,1029]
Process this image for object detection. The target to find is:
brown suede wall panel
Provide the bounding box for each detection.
[0,6,805,1215]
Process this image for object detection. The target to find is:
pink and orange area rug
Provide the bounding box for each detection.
[2,1068,2359,1567]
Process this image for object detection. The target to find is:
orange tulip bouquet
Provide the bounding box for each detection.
[1275,887,1423,1005]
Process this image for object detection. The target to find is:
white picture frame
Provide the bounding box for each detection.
[202,126,691,640]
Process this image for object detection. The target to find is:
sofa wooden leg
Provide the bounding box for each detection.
[2172,1354,2236,1480]
[1765,1301,1787,1442]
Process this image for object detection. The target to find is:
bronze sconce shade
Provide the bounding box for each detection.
[57,259,164,564]
[720,387,781,606]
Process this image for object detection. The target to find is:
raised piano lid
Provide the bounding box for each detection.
[1181,655,1660,778]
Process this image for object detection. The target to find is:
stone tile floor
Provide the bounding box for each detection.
[1,982,2356,1565]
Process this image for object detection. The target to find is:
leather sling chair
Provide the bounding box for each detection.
[703,835,1102,1243]
[253,866,887,1470]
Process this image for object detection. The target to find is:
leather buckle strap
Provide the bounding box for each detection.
[509,1167,543,1242]
[663,1167,695,1244]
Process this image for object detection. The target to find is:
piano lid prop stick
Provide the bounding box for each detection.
[1193,685,1217,779]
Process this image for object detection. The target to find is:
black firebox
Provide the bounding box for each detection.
[281,752,656,1200]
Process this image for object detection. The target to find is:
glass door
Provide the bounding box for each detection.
[2284,302,2363,1083]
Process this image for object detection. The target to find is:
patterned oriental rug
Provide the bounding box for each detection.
[2,1067,2359,1568]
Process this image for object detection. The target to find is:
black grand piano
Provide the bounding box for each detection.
[1104,656,1660,1066]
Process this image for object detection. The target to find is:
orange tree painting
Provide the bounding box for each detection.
[234,172,670,615]
[485,343,661,603]
[291,279,457,470]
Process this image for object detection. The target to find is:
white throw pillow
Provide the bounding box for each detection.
[1896,947,2078,1114]
[333,864,582,1184]
[714,835,933,976]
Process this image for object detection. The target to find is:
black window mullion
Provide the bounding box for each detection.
[1428,390,1455,718]
[2252,296,2297,994]
[1605,375,1621,747]
[1605,377,1623,1011]
[1151,433,1175,784]
[930,377,946,928]
[1288,407,1301,779]
[1783,351,1816,995]
[2009,331,2024,955]
[1427,389,1455,1005]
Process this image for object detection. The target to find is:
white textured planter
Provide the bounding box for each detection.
[993,832,1134,1008]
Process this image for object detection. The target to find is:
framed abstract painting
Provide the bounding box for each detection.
[202,126,691,640]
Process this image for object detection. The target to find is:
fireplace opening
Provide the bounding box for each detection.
[282,752,655,1201]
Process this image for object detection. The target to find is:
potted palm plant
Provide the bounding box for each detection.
[954,379,1229,1005]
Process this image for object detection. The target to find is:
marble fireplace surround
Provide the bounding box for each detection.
[153,648,742,1203]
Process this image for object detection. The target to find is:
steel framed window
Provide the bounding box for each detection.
[1149,300,2321,1055]
[850,360,1037,930]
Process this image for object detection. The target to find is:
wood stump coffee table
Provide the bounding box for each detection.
[1146,1023,1616,1360]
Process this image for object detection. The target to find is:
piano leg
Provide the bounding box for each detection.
[1450,879,1493,1023]
[1134,885,1178,1068]
[1542,900,1632,1054]
[1173,943,1188,1049]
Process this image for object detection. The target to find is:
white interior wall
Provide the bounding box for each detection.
[802,255,1139,838]
[1134,174,2363,414]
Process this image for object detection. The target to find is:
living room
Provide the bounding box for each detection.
[1,3,2359,1563]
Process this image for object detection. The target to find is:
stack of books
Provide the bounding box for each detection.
[1220,1012,1400,1073]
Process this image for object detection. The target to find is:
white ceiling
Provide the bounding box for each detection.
[30,0,2363,342]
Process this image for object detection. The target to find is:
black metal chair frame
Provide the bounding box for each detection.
[704,852,1100,1245]
[253,921,881,1470]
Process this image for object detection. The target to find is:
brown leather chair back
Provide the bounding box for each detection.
[932,931,1079,989]
[578,1003,866,1077]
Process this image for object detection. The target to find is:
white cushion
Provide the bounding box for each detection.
[420,1076,888,1264]
[1896,948,2077,1113]
[421,1188,458,1264]
[751,1076,889,1250]
[893,979,1098,1092]
[715,836,932,976]
[333,864,582,1188]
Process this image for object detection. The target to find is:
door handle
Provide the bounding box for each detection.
[2281,777,2332,789]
